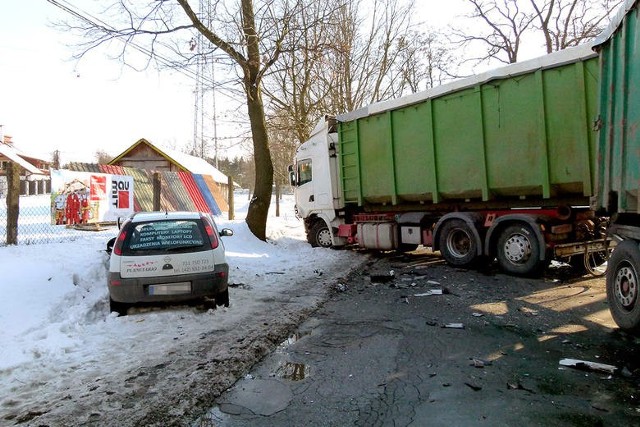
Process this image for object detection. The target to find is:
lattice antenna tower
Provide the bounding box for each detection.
[192,0,218,165]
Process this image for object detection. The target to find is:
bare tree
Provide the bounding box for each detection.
[453,0,535,64]
[263,0,448,148]
[47,0,305,241]
[52,150,61,170]
[95,150,113,165]
[454,0,623,65]
[180,0,279,241]
[323,0,419,112]
[261,1,337,145]
[395,30,459,92]
[530,0,623,53]
[266,110,299,216]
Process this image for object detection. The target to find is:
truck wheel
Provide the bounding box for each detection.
[438,219,478,267]
[606,240,640,332]
[309,221,332,248]
[496,224,545,276]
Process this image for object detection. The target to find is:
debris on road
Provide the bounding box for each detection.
[465,382,482,391]
[559,358,617,374]
[507,381,535,393]
[443,323,465,329]
[334,283,348,292]
[470,358,492,368]
[370,274,395,283]
[391,282,415,289]
[414,289,444,297]
[518,307,539,316]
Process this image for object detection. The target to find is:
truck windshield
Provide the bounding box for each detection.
[298,159,312,186]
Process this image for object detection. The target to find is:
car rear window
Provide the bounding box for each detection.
[125,219,207,253]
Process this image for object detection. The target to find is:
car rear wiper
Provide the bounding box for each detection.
[164,245,203,252]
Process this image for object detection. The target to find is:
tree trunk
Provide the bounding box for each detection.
[6,162,20,245]
[228,175,234,220]
[152,172,161,211]
[275,179,280,218]
[245,83,274,241]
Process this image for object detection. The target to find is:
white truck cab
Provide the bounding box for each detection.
[289,116,347,247]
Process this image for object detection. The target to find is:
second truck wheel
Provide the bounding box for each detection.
[496,224,545,276]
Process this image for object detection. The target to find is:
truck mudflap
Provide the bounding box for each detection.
[337,224,357,244]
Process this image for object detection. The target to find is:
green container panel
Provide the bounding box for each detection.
[338,120,362,204]
[431,87,487,200]
[339,52,599,208]
[392,102,438,202]
[357,114,395,203]
[596,1,640,214]
[480,72,548,197]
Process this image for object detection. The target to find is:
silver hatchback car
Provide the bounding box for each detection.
[106,211,233,315]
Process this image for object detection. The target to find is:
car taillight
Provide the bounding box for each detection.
[202,217,219,249]
[113,229,127,256]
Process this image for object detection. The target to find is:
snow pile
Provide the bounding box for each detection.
[0,193,364,424]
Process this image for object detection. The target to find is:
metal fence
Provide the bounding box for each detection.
[0,194,116,246]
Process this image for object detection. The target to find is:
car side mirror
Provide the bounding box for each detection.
[106,237,116,255]
[220,228,234,237]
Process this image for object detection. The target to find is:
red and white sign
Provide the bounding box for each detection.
[50,169,134,224]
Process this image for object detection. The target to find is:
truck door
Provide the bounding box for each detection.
[295,158,318,214]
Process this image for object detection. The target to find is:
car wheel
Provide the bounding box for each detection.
[109,298,128,316]
[216,289,230,307]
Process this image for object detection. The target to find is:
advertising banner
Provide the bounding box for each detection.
[50,169,134,225]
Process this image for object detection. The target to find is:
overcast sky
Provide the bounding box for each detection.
[1,0,197,163]
[0,1,478,165]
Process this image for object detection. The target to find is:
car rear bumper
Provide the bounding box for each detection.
[108,263,229,303]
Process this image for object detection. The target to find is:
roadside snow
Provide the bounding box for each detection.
[0,192,365,425]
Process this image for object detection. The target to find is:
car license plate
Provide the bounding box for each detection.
[148,282,191,295]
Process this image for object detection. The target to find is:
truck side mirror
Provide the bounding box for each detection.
[288,164,296,187]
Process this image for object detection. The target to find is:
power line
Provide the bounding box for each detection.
[46,0,248,156]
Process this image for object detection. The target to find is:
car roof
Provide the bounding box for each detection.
[129,211,204,223]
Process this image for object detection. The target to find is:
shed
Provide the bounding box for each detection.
[109,138,231,202]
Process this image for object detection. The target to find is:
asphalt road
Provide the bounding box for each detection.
[194,250,640,427]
